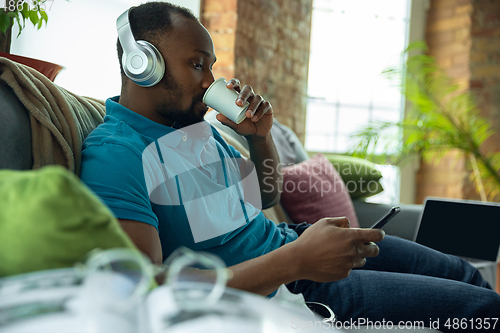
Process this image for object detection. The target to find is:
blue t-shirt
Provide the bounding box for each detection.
[80,96,298,265]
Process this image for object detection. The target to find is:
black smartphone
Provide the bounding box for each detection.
[370,206,401,229]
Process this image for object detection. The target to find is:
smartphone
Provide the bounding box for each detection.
[370,206,401,229]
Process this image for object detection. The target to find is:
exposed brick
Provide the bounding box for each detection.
[203,12,237,31]
[484,13,500,26]
[470,52,488,63]
[474,38,500,52]
[455,4,473,15]
[428,7,456,20]
[213,49,234,68]
[455,27,470,41]
[427,15,472,33]
[203,0,312,137]
[469,79,484,88]
[211,33,236,49]
[212,66,235,81]
[434,63,468,81]
[481,132,500,156]
[421,0,500,203]
[203,0,237,13]
[471,65,500,78]
[453,53,469,66]
[232,0,312,137]
[455,78,470,90]
[426,30,455,46]
[416,156,468,203]
[434,56,454,68]
[428,42,471,58]
[432,0,469,10]
[471,26,500,37]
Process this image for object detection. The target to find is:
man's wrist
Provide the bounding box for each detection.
[275,241,305,282]
[245,132,272,143]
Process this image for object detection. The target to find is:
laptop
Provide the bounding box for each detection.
[413,197,500,264]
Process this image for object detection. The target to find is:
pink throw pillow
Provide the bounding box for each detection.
[280,154,360,228]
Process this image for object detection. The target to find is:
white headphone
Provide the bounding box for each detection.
[116,8,165,87]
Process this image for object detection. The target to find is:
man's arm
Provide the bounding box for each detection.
[215,78,283,208]
[120,217,384,296]
[245,134,282,208]
[227,218,384,295]
[118,219,163,266]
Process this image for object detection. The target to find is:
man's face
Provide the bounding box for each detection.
[153,15,216,128]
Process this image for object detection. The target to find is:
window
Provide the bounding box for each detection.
[305,0,412,204]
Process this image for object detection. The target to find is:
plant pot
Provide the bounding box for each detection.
[0,52,63,82]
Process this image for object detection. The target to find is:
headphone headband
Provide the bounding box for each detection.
[116,10,138,55]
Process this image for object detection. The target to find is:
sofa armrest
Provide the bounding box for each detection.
[353,200,423,241]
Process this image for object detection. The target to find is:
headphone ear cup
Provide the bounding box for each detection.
[123,40,165,87]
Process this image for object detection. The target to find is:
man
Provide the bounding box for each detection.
[80,2,500,330]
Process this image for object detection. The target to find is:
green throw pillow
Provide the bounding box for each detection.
[0,165,138,278]
[323,154,384,200]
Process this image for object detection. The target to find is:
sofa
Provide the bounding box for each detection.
[2,63,497,331]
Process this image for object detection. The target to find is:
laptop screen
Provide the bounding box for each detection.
[415,198,500,262]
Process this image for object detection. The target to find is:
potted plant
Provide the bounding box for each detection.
[349,42,500,202]
[0,0,64,81]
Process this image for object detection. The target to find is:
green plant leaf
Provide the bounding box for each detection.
[10,11,25,38]
[21,3,30,20]
[40,9,48,23]
[29,10,39,26]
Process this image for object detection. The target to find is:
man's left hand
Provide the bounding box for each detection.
[215,78,273,138]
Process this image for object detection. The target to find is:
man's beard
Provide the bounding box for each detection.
[155,71,206,128]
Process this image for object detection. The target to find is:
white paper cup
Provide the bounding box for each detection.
[202,77,250,124]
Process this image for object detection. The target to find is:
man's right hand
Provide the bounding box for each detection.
[286,217,385,282]
[227,217,385,295]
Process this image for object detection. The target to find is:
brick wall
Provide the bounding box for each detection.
[469,0,500,155]
[465,0,500,200]
[418,0,500,203]
[201,0,313,141]
[416,150,468,203]
[426,0,472,90]
[201,0,238,80]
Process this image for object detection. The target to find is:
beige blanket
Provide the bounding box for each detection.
[0,57,105,175]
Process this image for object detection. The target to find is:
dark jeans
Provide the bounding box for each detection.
[286,225,500,332]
